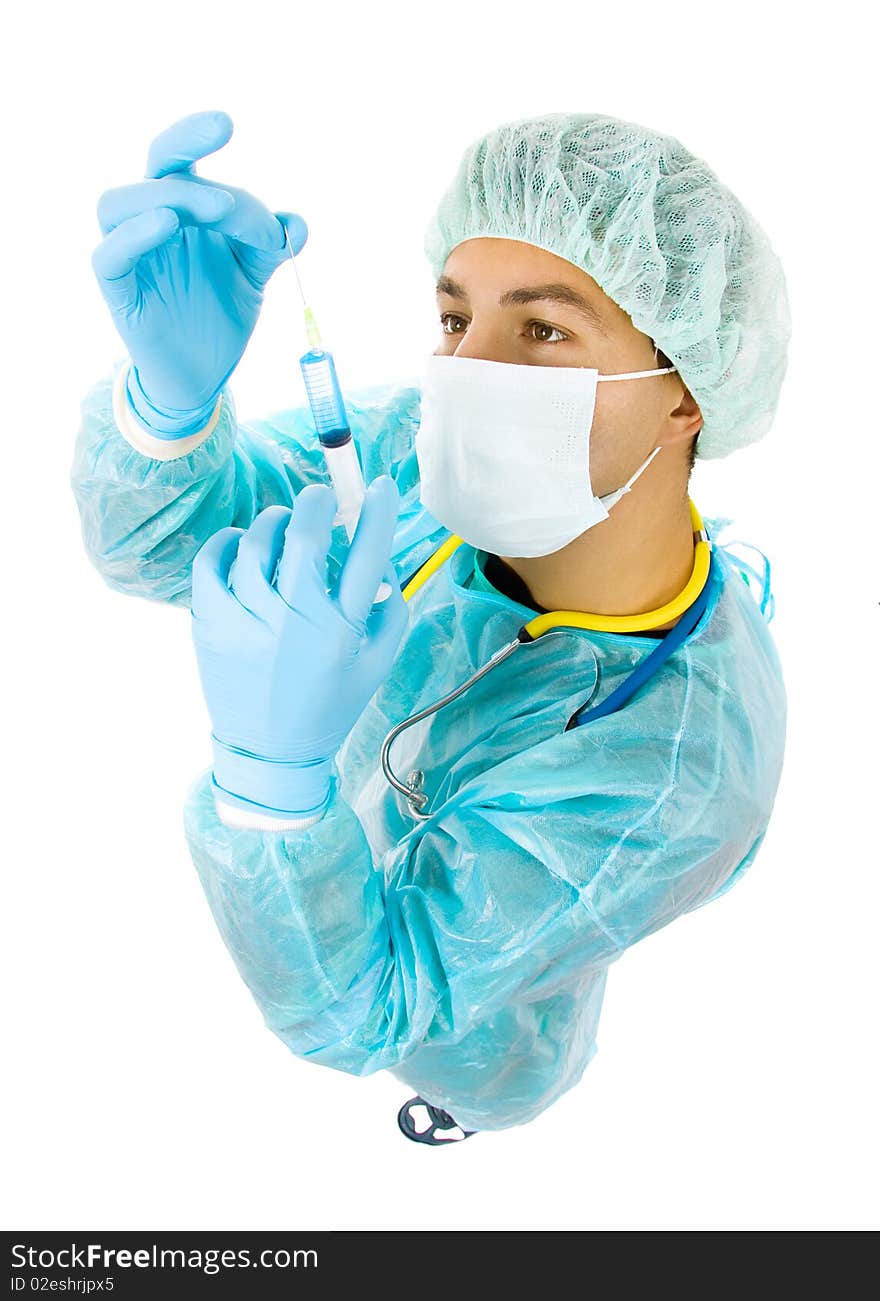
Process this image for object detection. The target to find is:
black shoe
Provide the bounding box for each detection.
[397,1095,477,1145]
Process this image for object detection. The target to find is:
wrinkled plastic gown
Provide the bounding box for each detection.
[71,362,787,1132]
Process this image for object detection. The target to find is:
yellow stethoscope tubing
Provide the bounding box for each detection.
[401,498,711,636]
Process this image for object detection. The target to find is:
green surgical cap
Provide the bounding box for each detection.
[423,112,792,460]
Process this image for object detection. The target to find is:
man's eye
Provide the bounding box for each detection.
[527,321,569,344]
[439,313,467,334]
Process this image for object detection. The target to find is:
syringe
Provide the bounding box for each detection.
[283,226,392,604]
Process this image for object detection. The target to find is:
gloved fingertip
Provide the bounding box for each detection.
[310,481,339,520]
[255,503,293,525]
[153,205,179,231]
[298,480,334,500]
[277,212,308,255]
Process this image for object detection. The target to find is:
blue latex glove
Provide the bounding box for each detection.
[92,109,307,437]
[191,476,409,819]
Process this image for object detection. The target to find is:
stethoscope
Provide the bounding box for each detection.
[380,499,714,821]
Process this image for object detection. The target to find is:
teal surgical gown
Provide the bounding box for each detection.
[71,362,787,1132]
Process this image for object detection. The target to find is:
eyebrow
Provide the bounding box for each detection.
[435,275,609,336]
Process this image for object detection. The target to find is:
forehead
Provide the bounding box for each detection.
[441,237,629,325]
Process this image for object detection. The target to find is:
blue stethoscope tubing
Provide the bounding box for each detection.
[567,547,716,728]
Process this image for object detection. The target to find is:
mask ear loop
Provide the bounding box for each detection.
[594,352,676,508]
[598,445,663,510]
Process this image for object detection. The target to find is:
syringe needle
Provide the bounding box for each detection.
[283,222,322,349]
[283,222,308,304]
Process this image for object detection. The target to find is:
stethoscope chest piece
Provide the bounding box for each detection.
[404,768,428,819]
[397,1095,477,1144]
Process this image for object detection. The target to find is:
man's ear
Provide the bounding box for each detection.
[663,388,703,447]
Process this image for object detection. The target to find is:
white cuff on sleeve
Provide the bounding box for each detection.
[213,795,325,833]
[112,361,223,462]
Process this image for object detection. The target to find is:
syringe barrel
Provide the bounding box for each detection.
[299,347,392,605]
[299,348,351,448]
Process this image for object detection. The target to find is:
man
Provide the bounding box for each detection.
[72,110,790,1139]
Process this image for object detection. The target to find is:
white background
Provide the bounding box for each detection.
[3,0,877,1232]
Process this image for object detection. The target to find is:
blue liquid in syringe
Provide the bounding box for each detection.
[299,348,352,449]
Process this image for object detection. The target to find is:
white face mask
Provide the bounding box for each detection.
[415,353,678,558]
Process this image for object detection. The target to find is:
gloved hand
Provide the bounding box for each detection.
[92,109,307,437]
[191,476,410,818]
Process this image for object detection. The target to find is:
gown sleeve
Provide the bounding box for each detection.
[70,358,423,608]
